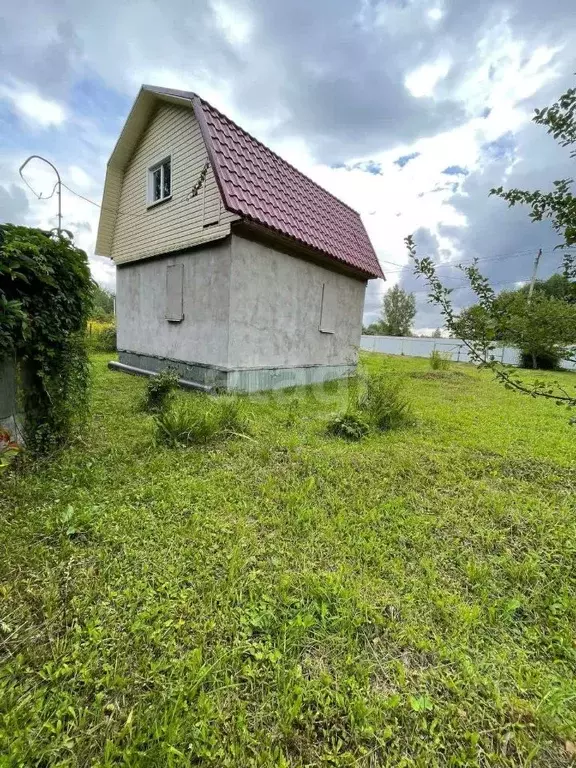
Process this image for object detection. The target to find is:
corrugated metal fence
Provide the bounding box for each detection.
[360,335,576,371]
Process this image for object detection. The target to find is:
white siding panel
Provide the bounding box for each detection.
[111,104,238,265]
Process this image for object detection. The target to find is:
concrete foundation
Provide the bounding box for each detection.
[113,350,354,392]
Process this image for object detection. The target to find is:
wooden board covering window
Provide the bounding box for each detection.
[165,263,184,321]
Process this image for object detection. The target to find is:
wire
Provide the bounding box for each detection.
[61,182,102,208]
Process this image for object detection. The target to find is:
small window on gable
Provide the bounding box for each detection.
[165,264,184,322]
[319,283,336,334]
[148,157,172,206]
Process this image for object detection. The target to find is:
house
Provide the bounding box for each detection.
[95,85,384,391]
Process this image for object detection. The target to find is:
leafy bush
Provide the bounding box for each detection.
[0,225,92,453]
[519,349,561,370]
[429,350,451,371]
[87,323,116,352]
[357,372,413,431]
[155,394,250,447]
[143,369,180,412]
[326,412,369,441]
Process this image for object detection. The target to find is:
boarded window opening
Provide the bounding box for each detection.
[165,264,184,322]
[319,283,336,334]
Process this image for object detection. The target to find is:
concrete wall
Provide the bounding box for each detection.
[116,238,232,368]
[116,233,368,389]
[110,103,238,265]
[228,234,367,369]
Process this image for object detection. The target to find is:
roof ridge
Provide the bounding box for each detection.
[199,97,361,218]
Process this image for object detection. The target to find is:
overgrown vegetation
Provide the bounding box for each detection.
[1,352,575,765]
[0,224,92,453]
[327,371,413,440]
[429,350,451,371]
[142,368,180,412]
[90,283,115,321]
[155,392,250,446]
[357,372,413,431]
[451,276,576,370]
[86,322,117,353]
[326,411,369,441]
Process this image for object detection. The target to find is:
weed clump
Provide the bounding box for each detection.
[357,372,413,431]
[155,394,250,447]
[326,412,369,441]
[429,350,451,371]
[327,371,413,440]
[143,369,180,412]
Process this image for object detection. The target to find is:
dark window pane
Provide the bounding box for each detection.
[153,168,161,201]
[163,160,171,197]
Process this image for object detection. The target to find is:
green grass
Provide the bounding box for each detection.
[1,352,575,767]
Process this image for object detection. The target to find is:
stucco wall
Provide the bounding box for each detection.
[228,234,366,369]
[110,103,238,265]
[116,239,232,368]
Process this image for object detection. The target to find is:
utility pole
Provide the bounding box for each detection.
[19,155,62,234]
[527,248,542,305]
[526,248,542,371]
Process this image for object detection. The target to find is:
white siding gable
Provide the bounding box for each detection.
[110,103,238,265]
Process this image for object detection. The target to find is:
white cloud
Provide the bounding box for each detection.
[427,7,443,22]
[210,0,253,48]
[0,82,67,128]
[405,57,452,98]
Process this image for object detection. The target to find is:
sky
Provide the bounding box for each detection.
[1,0,575,332]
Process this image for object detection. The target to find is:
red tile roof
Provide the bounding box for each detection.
[146,86,383,279]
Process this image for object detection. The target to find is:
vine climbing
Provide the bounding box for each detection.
[0,224,93,454]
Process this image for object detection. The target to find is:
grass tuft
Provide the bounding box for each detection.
[155,393,250,446]
[429,349,451,371]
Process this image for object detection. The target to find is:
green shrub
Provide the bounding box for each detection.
[357,372,412,431]
[326,412,369,441]
[429,350,451,371]
[1,224,92,454]
[143,369,180,413]
[86,323,116,352]
[519,349,561,370]
[155,394,250,447]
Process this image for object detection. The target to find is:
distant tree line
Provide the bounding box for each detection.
[451,273,576,369]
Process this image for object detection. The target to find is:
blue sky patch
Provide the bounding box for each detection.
[482,131,516,160]
[442,165,468,176]
[394,152,420,168]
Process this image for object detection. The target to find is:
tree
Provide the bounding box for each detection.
[91,283,115,320]
[363,321,388,336]
[381,284,416,336]
[491,82,576,279]
[451,276,576,367]
[407,79,576,411]
[432,328,442,338]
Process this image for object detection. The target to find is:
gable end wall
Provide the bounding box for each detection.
[111,103,238,265]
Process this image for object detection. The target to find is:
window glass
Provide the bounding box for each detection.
[152,167,162,201]
[162,160,171,198]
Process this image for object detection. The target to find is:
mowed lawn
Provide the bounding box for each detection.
[1,353,576,767]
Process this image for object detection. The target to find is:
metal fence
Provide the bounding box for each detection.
[360,335,576,371]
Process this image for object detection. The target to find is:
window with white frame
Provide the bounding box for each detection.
[148,157,172,205]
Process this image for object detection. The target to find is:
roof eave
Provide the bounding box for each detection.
[231,219,383,280]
